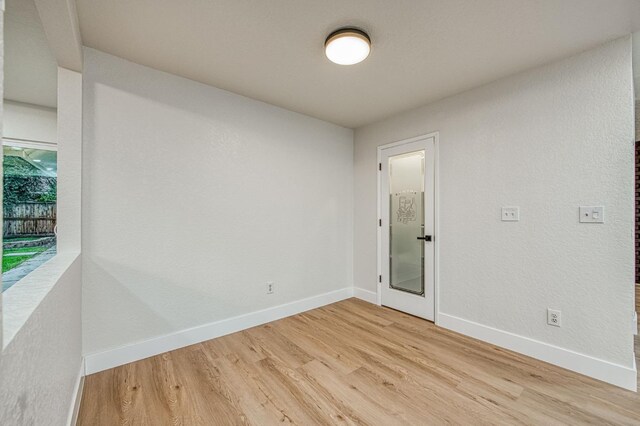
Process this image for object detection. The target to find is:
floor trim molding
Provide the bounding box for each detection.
[84,287,353,375]
[353,287,377,304]
[438,312,637,391]
[67,358,85,426]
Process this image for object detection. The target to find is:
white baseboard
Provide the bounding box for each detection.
[84,287,353,375]
[83,287,636,392]
[438,313,637,392]
[67,358,85,426]
[353,287,377,304]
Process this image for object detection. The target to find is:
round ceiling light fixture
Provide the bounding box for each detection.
[324,28,371,65]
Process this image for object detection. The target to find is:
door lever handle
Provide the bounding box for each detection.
[417,235,432,241]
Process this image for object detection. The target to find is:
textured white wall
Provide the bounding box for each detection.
[633,31,640,105]
[1,10,81,425]
[0,255,82,425]
[635,100,640,141]
[3,99,57,143]
[354,37,635,367]
[57,67,82,253]
[82,49,353,355]
[0,66,83,423]
[0,10,83,424]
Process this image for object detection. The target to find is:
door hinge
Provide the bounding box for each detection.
[378,163,382,171]
[379,275,382,283]
[379,219,382,226]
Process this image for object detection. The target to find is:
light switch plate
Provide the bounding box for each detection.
[501,206,520,222]
[579,206,604,223]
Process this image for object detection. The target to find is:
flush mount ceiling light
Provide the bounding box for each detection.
[324,28,371,65]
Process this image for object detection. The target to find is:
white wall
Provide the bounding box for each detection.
[0,0,84,420]
[632,31,640,105]
[354,37,635,371]
[57,67,82,253]
[3,99,56,143]
[82,48,353,356]
[0,66,83,423]
[0,255,82,425]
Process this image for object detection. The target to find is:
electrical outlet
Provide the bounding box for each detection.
[266,282,274,294]
[547,308,561,327]
[501,206,520,222]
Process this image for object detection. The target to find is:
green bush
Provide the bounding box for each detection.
[3,156,56,207]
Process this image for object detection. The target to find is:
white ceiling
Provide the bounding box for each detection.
[75,1,640,128]
[4,0,58,108]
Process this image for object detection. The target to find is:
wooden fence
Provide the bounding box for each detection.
[3,202,57,237]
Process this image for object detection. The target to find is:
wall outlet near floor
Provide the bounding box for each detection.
[547,308,561,327]
[266,281,274,294]
[501,206,520,221]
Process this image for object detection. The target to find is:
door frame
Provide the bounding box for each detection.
[376,132,440,324]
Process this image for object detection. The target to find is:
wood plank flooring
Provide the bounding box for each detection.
[78,298,640,425]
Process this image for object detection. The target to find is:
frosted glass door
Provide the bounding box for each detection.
[380,136,434,320]
[389,151,425,295]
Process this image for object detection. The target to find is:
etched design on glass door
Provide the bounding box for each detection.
[388,151,425,296]
[396,193,417,224]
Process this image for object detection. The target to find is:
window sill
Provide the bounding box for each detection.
[2,251,80,348]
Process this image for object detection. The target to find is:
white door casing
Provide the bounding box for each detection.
[379,135,436,320]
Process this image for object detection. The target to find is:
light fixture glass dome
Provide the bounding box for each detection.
[325,28,371,65]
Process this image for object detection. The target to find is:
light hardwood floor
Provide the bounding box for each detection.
[78,298,640,425]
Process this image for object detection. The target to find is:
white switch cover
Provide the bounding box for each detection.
[501,206,520,222]
[579,206,604,223]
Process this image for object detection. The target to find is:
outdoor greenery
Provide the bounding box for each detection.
[2,245,48,273]
[3,156,57,207]
[2,155,57,280]
[3,236,42,242]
